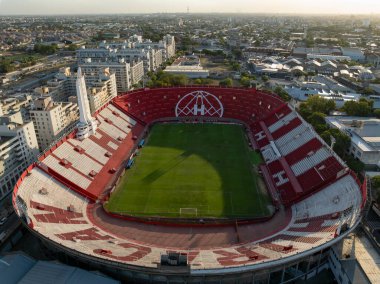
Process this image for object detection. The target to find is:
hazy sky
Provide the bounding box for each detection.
[0,0,380,15]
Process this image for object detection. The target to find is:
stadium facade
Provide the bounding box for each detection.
[13,86,366,283]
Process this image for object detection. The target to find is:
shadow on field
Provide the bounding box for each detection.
[142,150,192,184]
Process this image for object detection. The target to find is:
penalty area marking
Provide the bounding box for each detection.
[180,208,198,217]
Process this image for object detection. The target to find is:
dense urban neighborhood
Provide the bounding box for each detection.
[0,12,380,283]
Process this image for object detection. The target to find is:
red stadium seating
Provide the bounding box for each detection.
[285,138,323,165]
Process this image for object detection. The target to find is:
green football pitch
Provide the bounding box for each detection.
[105,123,271,218]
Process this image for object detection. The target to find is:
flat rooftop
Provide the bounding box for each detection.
[326,116,380,151]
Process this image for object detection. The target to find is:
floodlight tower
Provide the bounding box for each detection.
[76,67,98,140]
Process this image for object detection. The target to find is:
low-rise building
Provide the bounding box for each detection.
[292,47,342,58]
[326,116,380,168]
[284,86,361,108]
[306,54,351,62]
[366,52,380,68]
[164,55,209,78]
[305,60,342,75]
[341,47,365,62]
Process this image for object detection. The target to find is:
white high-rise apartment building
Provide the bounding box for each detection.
[30,97,79,151]
[81,59,130,92]
[76,35,176,89]
[80,59,144,92]
[77,46,155,71]
[163,34,176,59]
[130,34,176,60]
[35,67,117,110]
[0,112,39,198]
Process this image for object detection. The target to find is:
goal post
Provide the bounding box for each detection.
[180,208,198,217]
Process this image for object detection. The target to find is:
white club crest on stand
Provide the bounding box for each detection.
[175,90,224,117]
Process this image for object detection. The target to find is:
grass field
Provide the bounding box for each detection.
[105,123,271,218]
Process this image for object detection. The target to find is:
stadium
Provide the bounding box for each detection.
[12,86,366,283]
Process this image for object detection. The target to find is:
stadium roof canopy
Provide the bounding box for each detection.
[0,253,119,284]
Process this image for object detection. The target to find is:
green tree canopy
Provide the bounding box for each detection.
[193,78,202,85]
[219,78,233,87]
[304,95,336,115]
[320,128,351,157]
[306,112,329,133]
[372,175,380,189]
[374,109,380,118]
[66,44,77,51]
[274,86,291,102]
[240,76,251,88]
[342,99,373,116]
[34,43,58,55]
[261,75,269,82]
[230,62,241,71]
[146,71,189,87]
[345,155,365,174]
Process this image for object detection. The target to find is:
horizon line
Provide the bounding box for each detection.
[0,12,379,17]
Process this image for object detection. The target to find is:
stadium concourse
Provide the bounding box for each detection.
[13,87,365,281]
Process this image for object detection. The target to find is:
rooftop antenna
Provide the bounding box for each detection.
[187,6,189,14]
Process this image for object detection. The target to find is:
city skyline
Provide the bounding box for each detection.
[1,0,380,15]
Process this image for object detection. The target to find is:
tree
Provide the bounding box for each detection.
[306,112,329,133]
[231,48,243,60]
[372,176,380,189]
[361,87,375,95]
[305,37,314,48]
[219,78,233,87]
[345,156,365,174]
[374,109,380,118]
[304,95,336,115]
[321,128,351,157]
[0,60,14,73]
[170,74,188,86]
[274,86,291,102]
[307,112,326,126]
[254,39,261,47]
[298,102,312,119]
[34,43,58,55]
[343,100,372,116]
[145,71,189,87]
[66,44,77,51]
[240,76,251,88]
[230,62,241,71]
[194,78,202,85]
